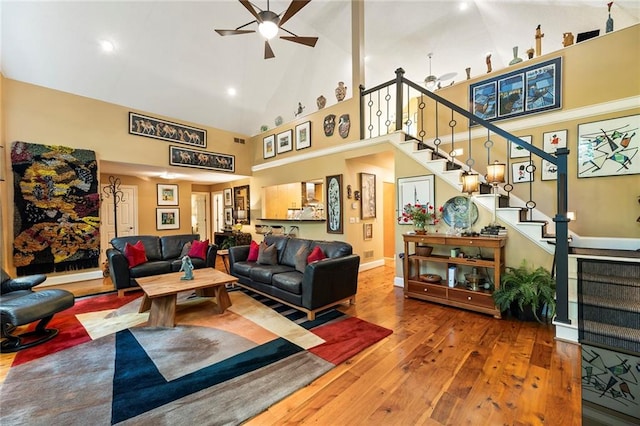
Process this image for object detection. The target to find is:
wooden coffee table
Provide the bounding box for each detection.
[136,268,237,327]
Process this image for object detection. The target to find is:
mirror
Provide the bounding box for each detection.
[233,185,250,224]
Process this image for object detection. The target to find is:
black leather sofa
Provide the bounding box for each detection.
[228,235,360,320]
[107,234,217,295]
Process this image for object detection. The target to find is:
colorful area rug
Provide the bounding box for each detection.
[11,141,100,275]
[0,290,391,425]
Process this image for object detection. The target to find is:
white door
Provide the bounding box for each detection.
[212,192,224,232]
[191,192,210,240]
[100,185,138,262]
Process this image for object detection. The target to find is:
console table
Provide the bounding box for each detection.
[402,234,506,318]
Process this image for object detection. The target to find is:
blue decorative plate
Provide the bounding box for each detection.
[442,196,479,228]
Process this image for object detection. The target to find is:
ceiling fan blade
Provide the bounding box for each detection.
[280,36,318,47]
[215,29,256,36]
[264,40,275,59]
[438,72,458,81]
[239,0,262,22]
[279,0,311,27]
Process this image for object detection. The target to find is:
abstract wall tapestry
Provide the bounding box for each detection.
[11,141,100,276]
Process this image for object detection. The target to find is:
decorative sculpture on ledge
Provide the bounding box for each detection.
[535,24,544,56]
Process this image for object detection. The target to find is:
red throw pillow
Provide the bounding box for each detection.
[188,239,209,260]
[307,246,326,263]
[124,241,147,268]
[247,240,259,262]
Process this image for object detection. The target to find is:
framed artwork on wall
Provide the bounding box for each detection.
[397,175,435,225]
[263,134,275,159]
[156,208,180,230]
[157,184,178,206]
[360,172,376,219]
[512,161,535,183]
[325,174,343,234]
[578,114,639,178]
[223,188,232,206]
[276,129,293,154]
[224,207,233,226]
[542,129,567,153]
[169,146,234,172]
[295,121,311,150]
[510,135,532,158]
[541,159,558,181]
[129,112,207,147]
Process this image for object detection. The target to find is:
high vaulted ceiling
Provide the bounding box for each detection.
[2,1,639,171]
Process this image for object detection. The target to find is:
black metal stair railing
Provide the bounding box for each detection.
[360,68,571,325]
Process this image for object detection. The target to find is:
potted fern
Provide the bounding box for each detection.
[492,260,556,324]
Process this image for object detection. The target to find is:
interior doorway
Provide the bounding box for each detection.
[212,192,224,233]
[191,192,210,241]
[100,184,138,264]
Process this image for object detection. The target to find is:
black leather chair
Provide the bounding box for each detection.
[0,269,75,353]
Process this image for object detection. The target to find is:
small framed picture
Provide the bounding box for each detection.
[223,188,232,206]
[156,208,180,230]
[510,135,532,158]
[224,207,234,226]
[263,134,275,159]
[295,121,311,150]
[363,223,373,240]
[512,161,535,183]
[276,129,293,154]
[157,184,178,206]
[541,159,558,181]
[542,129,567,153]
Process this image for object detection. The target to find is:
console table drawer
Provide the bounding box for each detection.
[448,289,495,308]
[408,282,447,298]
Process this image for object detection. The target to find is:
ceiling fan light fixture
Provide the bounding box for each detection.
[258,11,279,40]
[425,75,437,90]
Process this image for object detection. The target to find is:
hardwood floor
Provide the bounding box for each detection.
[1,260,583,424]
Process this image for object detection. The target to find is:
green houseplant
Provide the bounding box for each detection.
[492,260,556,324]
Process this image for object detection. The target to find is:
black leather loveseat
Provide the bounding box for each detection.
[107,234,217,295]
[228,235,360,320]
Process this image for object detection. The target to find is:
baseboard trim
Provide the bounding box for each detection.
[40,270,104,286]
[359,259,385,272]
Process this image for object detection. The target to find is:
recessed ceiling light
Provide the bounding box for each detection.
[459,2,468,11]
[99,39,115,53]
[227,87,237,96]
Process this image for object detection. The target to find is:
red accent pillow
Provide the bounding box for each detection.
[188,239,209,260]
[307,246,326,263]
[247,240,259,262]
[124,241,147,268]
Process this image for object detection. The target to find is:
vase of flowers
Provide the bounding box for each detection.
[398,202,443,234]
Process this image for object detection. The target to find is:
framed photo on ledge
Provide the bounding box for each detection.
[295,121,311,150]
[157,184,178,206]
[156,208,180,230]
[277,130,293,154]
[263,134,275,159]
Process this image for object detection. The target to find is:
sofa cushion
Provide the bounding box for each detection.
[264,235,290,263]
[188,239,209,260]
[307,246,326,263]
[180,241,192,257]
[232,261,256,278]
[249,264,296,284]
[170,256,206,272]
[160,234,201,260]
[257,242,278,265]
[112,235,162,261]
[247,240,260,262]
[311,241,352,258]
[124,241,147,268]
[272,271,303,295]
[129,261,172,278]
[294,245,310,273]
[281,238,311,268]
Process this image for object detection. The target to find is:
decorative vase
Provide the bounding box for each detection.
[335,82,347,102]
[606,14,614,33]
[414,222,426,234]
[509,46,522,65]
[316,95,326,110]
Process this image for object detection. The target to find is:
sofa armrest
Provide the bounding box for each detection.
[107,248,132,290]
[1,274,47,294]
[228,245,250,275]
[301,254,360,310]
[205,244,218,268]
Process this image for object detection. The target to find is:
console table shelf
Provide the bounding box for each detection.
[402,234,506,318]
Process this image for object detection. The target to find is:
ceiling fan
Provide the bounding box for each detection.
[424,53,457,90]
[215,0,318,59]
